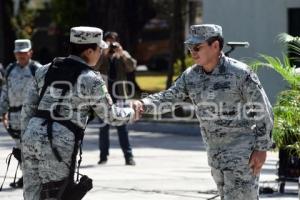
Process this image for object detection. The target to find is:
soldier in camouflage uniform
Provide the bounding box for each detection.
[20,26,136,200]
[0,39,41,188]
[132,24,273,200]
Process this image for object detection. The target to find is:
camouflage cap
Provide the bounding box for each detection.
[14,39,32,53]
[70,26,108,49]
[184,24,223,45]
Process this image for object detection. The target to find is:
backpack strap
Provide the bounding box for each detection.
[5,63,16,79]
[28,61,39,76]
[37,61,55,105]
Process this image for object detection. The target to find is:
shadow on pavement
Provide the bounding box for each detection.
[82,127,205,152]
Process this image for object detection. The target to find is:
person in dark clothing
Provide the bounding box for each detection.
[95,32,136,166]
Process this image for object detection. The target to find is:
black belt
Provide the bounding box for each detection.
[34,110,84,141]
[7,128,21,139]
[8,106,22,112]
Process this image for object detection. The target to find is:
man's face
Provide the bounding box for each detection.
[187,41,219,66]
[14,51,32,67]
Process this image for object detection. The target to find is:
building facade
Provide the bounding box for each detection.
[202,0,300,104]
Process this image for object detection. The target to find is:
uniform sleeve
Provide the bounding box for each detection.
[141,72,188,115]
[0,78,9,115]
[89,76,134,126]
[21,76,40,134]
[241,71,274,151]
[0,64,12,115]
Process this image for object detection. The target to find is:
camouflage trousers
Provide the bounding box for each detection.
[211,165,259,200]
[21,118,75,200]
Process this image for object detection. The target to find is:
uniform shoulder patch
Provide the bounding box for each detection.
[99,83,113,105]
[100,84,108,94]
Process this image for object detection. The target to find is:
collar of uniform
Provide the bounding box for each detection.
[68,55,88,65]
[16,59,32,69]
[199,53,226,75]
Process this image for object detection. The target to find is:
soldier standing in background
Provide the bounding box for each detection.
[95,31,137,166]
[0,39,41,188]
[132,24,273,200]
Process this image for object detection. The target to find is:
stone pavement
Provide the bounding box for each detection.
[0,122,298,200]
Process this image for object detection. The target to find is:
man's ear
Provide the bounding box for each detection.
[87,48,94,55]
[212,40,219,50]
[28,50,33,57]
[82,48,91,57]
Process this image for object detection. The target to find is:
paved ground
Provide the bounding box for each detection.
[0,122,298,200]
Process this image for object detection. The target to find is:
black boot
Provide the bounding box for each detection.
[9,177,23,188]
[125,157,136,166]
[97,157,108,165]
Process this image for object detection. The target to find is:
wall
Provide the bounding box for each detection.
[202,0,300,104]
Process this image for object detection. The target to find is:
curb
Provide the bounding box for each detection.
[128,120,201,136]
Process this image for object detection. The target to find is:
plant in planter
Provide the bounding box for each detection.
[250,33,300,193]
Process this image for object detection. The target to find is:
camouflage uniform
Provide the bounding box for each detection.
[0,39,41,189]
[0,60,41,148]
[142,25,273,200]
[21,27,134,200]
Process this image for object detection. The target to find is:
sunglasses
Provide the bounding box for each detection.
[187,43,206,52]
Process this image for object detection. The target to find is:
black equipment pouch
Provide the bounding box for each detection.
[40,179,67,199]
[40,175,93,200]
[61,175,93,200]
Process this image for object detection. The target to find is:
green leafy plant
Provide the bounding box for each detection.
[250,33,300,156]
[173,54,193,76]
[272,90,300,153]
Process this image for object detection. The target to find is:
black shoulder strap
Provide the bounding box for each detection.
[37,57,89,106]
[29,61,38,76]
[37,61,55,105]
[5,63,16,79]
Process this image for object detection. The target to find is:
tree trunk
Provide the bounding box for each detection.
[166,0,186,89]
[0,0,4,63]
[0,0,15,66]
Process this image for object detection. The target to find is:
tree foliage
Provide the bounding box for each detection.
[11,0,39,38]
[51,0,88,33]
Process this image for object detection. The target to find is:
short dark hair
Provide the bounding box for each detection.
[207,36,224,50]
[69,42,98,56]
[104,31,119,42]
